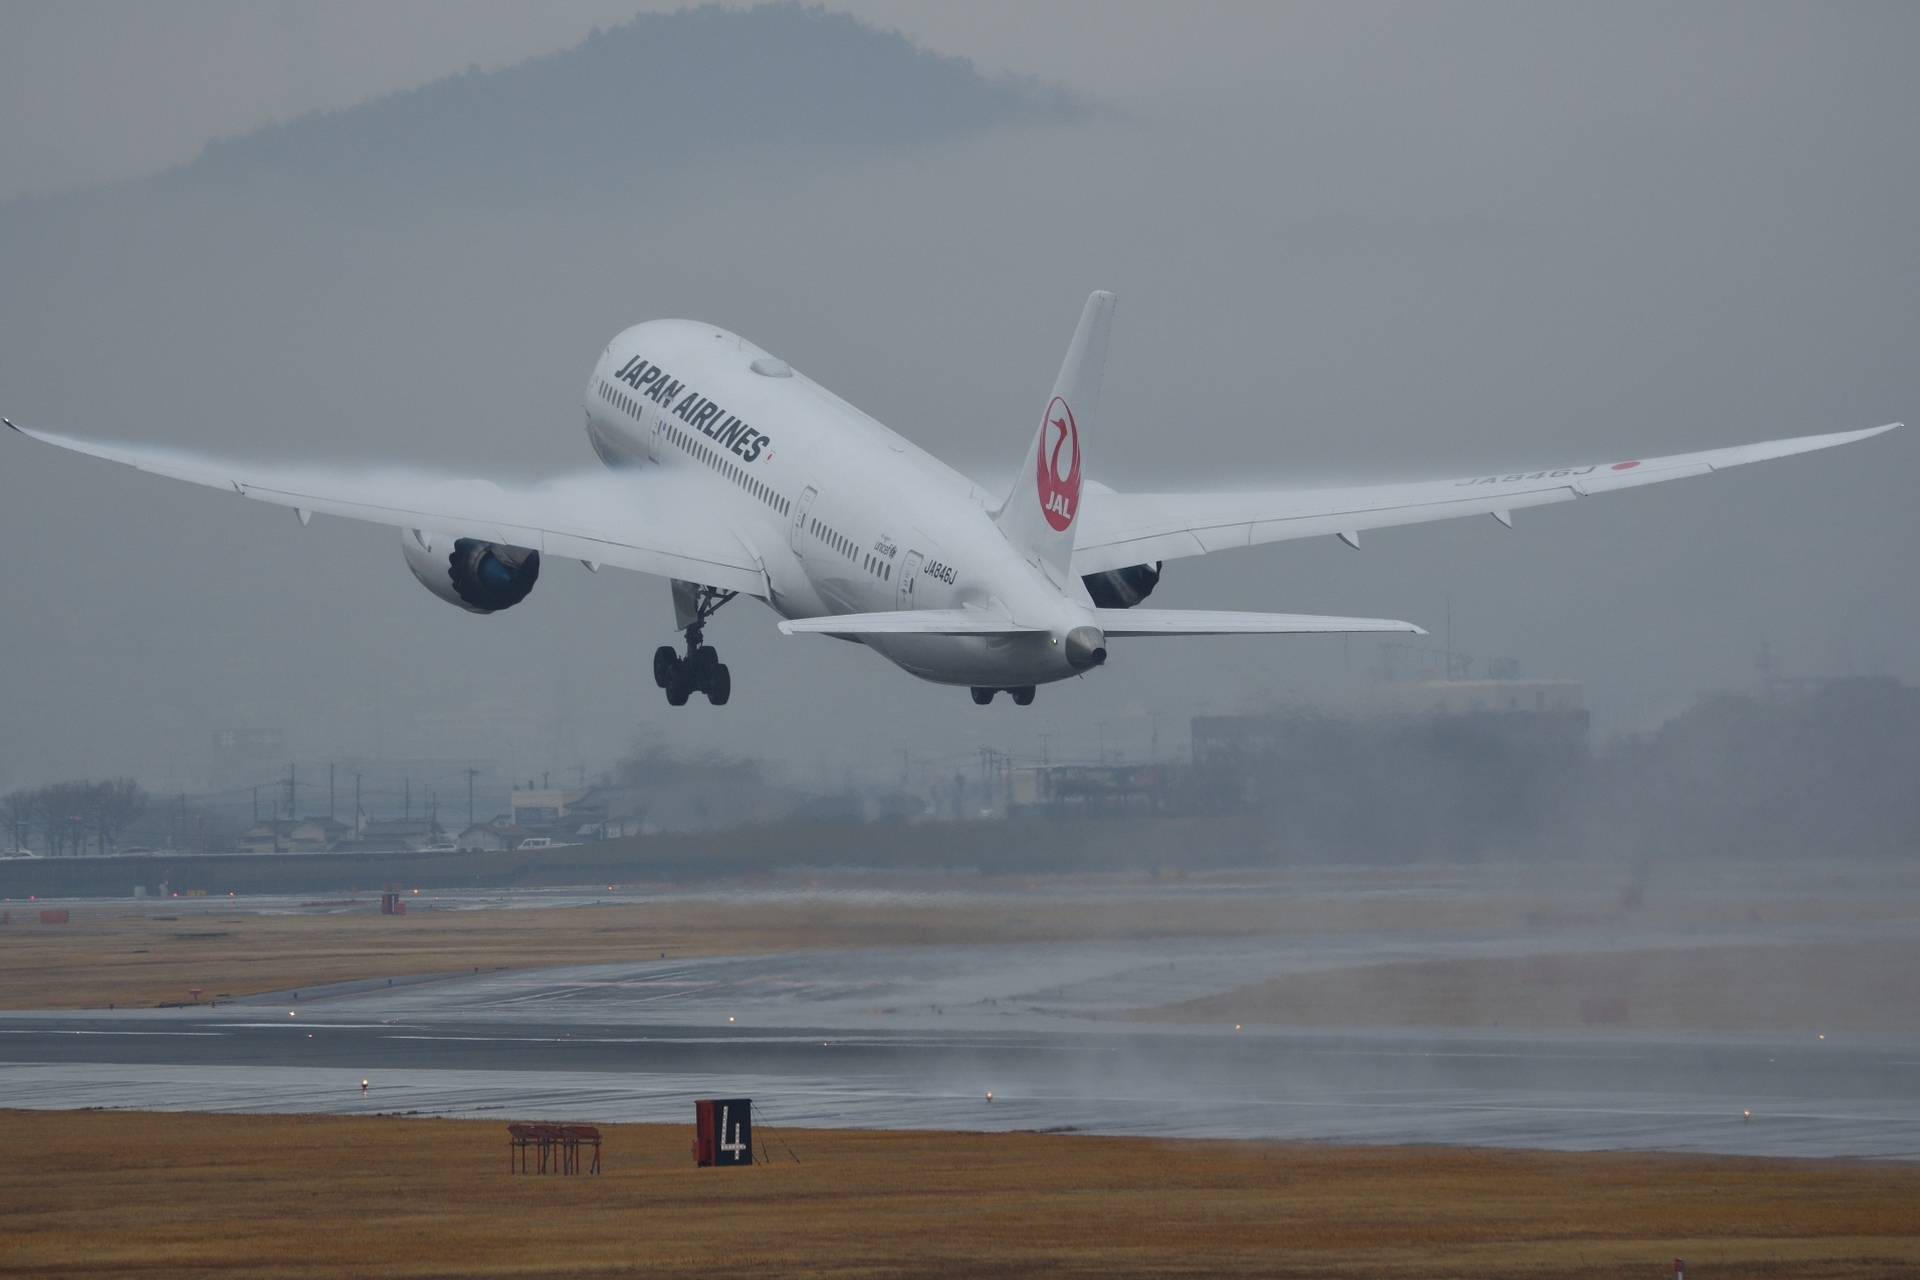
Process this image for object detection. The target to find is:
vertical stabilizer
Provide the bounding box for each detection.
[996,291,1115,573]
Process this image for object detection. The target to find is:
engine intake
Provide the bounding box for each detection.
[402,528,540,614]
[1082,561,1161,609]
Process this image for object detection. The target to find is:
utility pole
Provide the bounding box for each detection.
[354,774,362,840]
[404,778,411,823]
[328,764,335,822]
[465,767,480,827]
[1039,732,1050,769]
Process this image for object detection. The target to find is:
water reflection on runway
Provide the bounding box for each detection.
[4,938,1917,1158]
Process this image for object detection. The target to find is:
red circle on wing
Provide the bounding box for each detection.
[1612,460,1641,470]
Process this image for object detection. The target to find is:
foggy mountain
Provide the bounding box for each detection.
[1,5,1913,805]
[179,4,1076,200]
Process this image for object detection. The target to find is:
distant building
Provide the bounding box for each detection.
[1367,678,1585,719]
[285,817,351,853]
[355,819,440,852]
[234,821,290,854]
[455,819,554,851]
[556,787,649,839]
[1006,764,1180,817]
[509,788,576,830]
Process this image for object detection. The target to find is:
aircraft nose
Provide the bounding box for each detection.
[1064,626,1107,671]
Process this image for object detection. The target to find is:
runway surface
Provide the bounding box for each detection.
[6,934,1918,1158]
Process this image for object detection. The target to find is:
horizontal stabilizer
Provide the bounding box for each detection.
[1089,608,1424,637]
[778,610,1047,637]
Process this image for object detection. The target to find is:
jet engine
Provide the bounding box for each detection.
[401,528,540,614]
[1081,561,1160,609]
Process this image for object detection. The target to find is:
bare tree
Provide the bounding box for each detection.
[90,778,147,854]
[34,781,90,856]
[2,790,32,853]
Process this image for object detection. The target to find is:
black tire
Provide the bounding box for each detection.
[694,645,719,673]
[653,646,679,689]
[970,687,996,705]
[665,681,691,706]
[1011,686,1036,706]
[707,663,731,706]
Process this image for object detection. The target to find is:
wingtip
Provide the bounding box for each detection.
[3,417,16,434]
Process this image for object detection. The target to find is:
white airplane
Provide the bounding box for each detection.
[6,292,1897,706]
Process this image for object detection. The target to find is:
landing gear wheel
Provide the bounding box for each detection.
[653,646,678,689]
[658,583,740,707]
[970,687,996,705]
[1011,686,1036,706]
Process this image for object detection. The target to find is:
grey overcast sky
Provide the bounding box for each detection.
[11,3,1906,202]
[1,2,1914,802]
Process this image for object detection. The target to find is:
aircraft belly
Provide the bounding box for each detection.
[864,633,1076,687]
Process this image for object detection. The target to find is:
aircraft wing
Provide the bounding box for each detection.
[779,607,1421,637]
[6,421,770,596]
[1070,423,1899,575]
[778,609,1048,637]
[1089,609,1422,636]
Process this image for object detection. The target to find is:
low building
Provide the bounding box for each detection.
[1367,678,1585,719]
[354,820,441,852]
[286,817,351,853]
[456,820,550,851]
[234,822,290,854]
[1006,764,1181,817]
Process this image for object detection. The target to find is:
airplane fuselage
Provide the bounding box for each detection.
[584,319,1092,687]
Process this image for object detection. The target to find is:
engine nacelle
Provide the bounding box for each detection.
[401,528,540,614]
[1081,561,1161,609]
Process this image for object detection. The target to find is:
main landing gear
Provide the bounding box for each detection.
[971,686,1036,706]
[655,585,735,706]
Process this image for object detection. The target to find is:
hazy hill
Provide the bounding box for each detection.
[166,3,1077,202]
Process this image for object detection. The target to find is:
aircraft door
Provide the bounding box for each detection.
[790,486,817,553]
[896,550,923,610]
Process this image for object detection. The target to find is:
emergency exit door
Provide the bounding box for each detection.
[896,550,923,610]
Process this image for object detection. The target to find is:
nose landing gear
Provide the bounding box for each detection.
[655,584,735,706]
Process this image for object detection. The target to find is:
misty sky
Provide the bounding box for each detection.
[1,2,1915,803]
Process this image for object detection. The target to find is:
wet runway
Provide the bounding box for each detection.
[5,939,1918,1158]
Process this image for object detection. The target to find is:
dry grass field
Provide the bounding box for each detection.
[2,1109,1917,1278]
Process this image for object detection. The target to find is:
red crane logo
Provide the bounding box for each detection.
[1036,397,1082,532]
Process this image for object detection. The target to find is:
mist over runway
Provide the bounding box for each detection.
[5,928,1917,1159]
